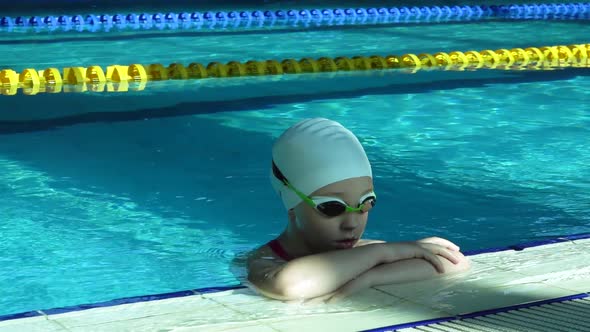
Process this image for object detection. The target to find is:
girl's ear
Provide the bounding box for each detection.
[288,209,296,223]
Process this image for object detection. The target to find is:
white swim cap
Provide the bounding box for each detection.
[271,118,372,211]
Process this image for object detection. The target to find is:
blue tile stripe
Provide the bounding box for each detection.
[194,285,246,294]
[362,292,590,332]
[0,311,43,321]
[1,232,588,322]
[40,290,198,316]
[463,232,590,256]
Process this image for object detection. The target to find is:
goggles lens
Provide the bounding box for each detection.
[312,192,376,217]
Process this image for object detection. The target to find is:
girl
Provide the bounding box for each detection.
[247,118,470,302]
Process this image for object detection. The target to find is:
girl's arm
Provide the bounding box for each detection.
[248,241,461,300]
[324,253,471,303]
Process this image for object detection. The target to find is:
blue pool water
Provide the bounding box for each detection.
[1,4,590,317]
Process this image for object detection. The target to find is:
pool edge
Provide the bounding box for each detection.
[1,231,589,322]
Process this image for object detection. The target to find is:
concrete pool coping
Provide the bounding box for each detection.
[1,233,589,331]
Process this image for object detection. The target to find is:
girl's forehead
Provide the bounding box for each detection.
[312,176,373,196]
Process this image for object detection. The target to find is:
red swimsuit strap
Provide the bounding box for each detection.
[267,239,293,261]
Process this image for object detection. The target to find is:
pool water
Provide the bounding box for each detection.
[1,5,590,317]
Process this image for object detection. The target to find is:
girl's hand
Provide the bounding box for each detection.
[382,242,461,273]
[417,237,461,252]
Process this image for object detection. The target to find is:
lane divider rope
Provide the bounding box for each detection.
[1,3,589,32]
[1,43,588,96]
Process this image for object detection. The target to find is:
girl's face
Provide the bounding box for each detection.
[291,176,374,254]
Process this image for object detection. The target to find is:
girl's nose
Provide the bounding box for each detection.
[340,212,360,231]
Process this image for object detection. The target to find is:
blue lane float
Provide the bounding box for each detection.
[1,3,590,32]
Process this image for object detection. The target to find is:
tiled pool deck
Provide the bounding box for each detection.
[2,235,589,332]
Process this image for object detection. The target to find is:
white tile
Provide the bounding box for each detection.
[469,241,578,267]
[470,240,590,293]
[375,260,575,315]
[509,265,590,293]
[173,322,278,332]
[67,305,250,332]
[0,316,66,332]
[50,295,244,328]
[202,287,267,306]
[571,237,590,245]
[267,300,449,332]
[224,288,403,320]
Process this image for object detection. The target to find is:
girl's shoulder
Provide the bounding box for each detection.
[247,242,287,268]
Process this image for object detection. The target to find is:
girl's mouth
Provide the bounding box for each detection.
[334,238,357,249]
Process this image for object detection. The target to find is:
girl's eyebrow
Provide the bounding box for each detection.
[318,188,374,196]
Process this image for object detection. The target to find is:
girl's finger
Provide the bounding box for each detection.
[438,248,461,264]
[421,237,460,251]
[424,252,445,273]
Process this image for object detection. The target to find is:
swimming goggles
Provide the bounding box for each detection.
[272,161,377,217]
